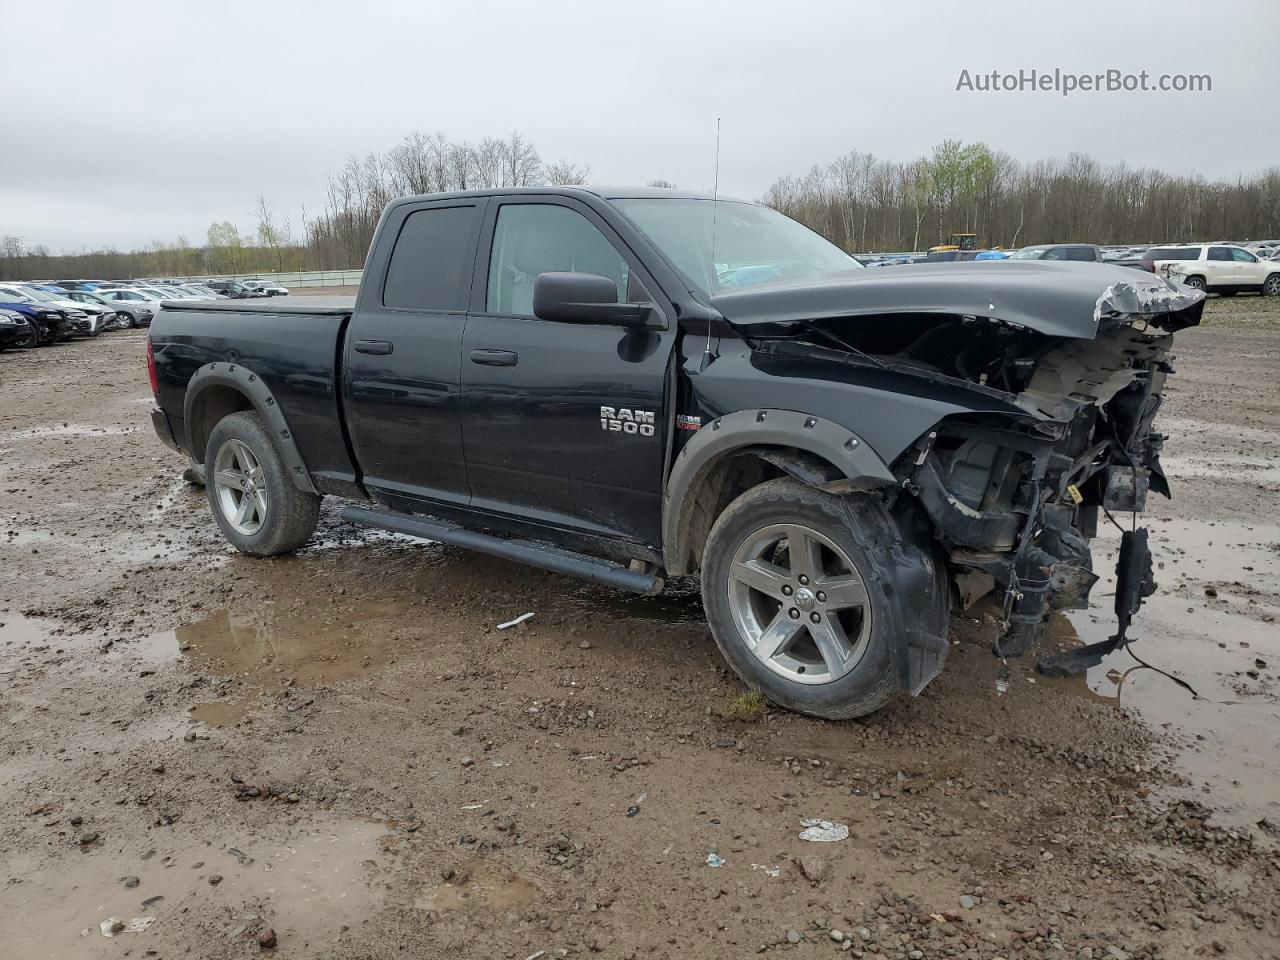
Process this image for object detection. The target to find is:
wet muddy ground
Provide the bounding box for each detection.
[2,299,1279,959]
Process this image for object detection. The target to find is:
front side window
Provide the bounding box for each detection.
[486,204,639,315]
[1009,248,1045,260]
[383,204,477,311]
[1232,248,1258,263]
[1041,247,1068,260]
[613,198,857,297]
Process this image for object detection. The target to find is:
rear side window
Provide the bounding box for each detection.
[1065,246,1095,261]
[1148,247,1200,260]
[383,205,477,310]
[1208,247,1232,261]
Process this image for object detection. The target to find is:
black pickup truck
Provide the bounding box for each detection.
[148,186,1204,719]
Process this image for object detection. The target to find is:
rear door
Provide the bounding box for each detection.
[343,198,485,511]
[1206,246,1235,287]
[459,196,675,547]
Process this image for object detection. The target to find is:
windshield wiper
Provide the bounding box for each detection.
[797,320,889,370]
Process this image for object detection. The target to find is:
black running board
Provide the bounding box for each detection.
[339,505,664,596]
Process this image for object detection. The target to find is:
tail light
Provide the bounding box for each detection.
[146,336,158,394]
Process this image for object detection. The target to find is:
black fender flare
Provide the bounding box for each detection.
[182,362,318,495]
[661,408,895,575]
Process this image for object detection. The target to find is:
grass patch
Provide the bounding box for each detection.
[722,689,769,722]
[1197,294,1280,327]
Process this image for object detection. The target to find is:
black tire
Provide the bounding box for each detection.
[204,411,320,556]
[12,326,36,349]
[700,478,949,720]
[116,312,135,330]
[1264,274,1280,297]
[1183,275,1206,291]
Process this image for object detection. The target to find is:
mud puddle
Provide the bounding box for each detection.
[1160,453,1280,487]
[1042,517,1280,831]
[2,816,391,958]
[565,575,705,626]
[2,521,207,568]
[415,863,545,914]
[1,423,137,441]
[164,599,413,726]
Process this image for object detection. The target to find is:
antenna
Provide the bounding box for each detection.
[704,118,721,367]
[710,116,721,280]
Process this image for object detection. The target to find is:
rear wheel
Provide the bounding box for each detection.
[205,411,320,556]
[701,478,946,720]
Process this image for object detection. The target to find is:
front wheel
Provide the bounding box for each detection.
[700,478,948,720]
[1264,273,1280,297]
[205,411,320,556]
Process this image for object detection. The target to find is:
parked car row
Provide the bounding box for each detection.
[0,277,290,352]
[860,241,1280,296]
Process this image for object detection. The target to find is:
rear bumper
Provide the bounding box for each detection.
[151,407,180,452]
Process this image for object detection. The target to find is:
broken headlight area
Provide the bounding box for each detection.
[746,277,1202,671]
[894,315,1191,667]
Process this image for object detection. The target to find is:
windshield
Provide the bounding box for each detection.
[612,199,859,297]
[140,287,175,298]
[0,287,35,301]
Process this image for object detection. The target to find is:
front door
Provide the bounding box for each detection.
[459,197,674,548]
[344,198,484,511]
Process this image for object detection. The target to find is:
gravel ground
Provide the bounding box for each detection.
[1,297,1278,960]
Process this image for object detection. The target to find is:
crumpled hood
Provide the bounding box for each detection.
[711,260,1205,339]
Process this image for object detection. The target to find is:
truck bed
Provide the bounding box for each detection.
[150,300,360,496]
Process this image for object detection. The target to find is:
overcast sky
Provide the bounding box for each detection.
[4,0,1277,251]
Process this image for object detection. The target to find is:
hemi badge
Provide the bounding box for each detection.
[676,415,702,431]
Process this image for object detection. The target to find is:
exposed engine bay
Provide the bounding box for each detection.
[744,275,1206,671]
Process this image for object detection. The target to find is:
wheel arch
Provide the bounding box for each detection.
[183,363,318,495]
[661,408,895,576]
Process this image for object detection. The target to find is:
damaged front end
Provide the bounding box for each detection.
[724,265,1205,671]
[893,276,1202,669]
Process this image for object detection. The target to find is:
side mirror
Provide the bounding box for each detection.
[532,272,653,327]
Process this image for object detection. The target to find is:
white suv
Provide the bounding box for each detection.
[1149,244,1280,296]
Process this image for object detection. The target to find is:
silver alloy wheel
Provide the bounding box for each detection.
[726,522,872,685]
[1266,275,1280,297]
[212,439,268,536]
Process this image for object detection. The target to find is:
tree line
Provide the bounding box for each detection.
[3,134,1279,281]
[764,141,1280,253]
